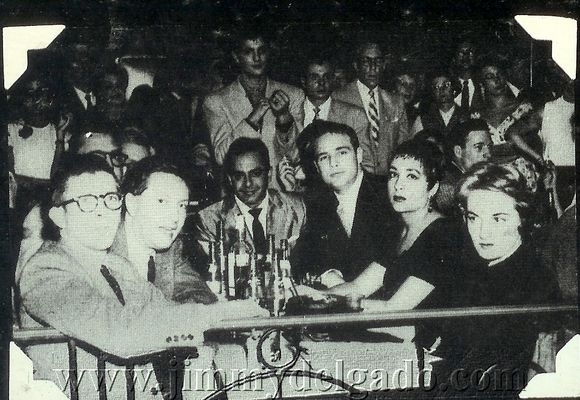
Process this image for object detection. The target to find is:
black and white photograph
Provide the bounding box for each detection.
[1,1,578,399]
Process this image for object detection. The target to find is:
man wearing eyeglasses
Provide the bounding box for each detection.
[411,71,469,136]
[17,154,268,399]
[332,40,410,176]
[194,137,306,256]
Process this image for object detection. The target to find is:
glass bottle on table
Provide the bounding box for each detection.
[217,220,231,299]
[206,241,224,299]
[261,234,276,312]
[279,239,295,300]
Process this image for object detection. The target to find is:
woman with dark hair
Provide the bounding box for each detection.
[319,138,465,317]
[432,162,561,397]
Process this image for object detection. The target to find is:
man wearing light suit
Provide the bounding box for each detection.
[203,28,304,179]
[332,41,411,175]
[194,138,306,256]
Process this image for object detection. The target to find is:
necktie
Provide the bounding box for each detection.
[336,201,352,237]
[147,255,156,283]
[368,90,380,147]
[461,80,470,111]
[314,106,320,120]
[249,208,267,254]
[85,92,94,111]
[100,265,125,305]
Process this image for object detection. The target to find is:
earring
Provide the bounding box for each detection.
[428,196,434,212]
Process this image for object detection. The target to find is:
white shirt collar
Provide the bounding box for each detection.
[334,171,364,237]
[304,96,332,123]
[234,194,269,238]
[356,80,380,120]
[439,105,456,125]
[73,87,95,110]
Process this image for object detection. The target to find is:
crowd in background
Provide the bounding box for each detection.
[7,19,577,399]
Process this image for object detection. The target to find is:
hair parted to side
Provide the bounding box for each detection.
[120,156,189,196]
[456,162,534,235]
[223,138,271,176]
[390,138,444,190]
[49,154,115,207]
[447,118,489,149]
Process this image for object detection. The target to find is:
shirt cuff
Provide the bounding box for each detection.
[320,269,344,288]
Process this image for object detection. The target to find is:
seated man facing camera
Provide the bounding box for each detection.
[194,137,306,256]
[16,154,267,400]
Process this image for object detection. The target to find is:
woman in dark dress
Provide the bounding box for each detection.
[432,162,561,398]
[323,138,465,315]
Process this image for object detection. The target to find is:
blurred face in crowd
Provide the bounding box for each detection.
[388,156,438,214]
[125,172,189,251]
[314,132,362,193]
[302,62,333,103]
[67,43,99,89]
[453,42,476,71]
[233,38,269,78]
[333,67,349,90]
[121,142,152,169]
[395,74,417,105]
[21,78,58,123]
[50,171,121,250]
[354,43,386,89]
[454,130,492,171]
[465,189,522,263]
[481,65,508,96]
[229,151,270,208]
[431,76,454,106]
[77,132,125,182]
[95,71,127,122]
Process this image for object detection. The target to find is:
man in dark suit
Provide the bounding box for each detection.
[451,40,484,113]
[291,120,397,285]
[332,40,411,176]
[411,70,469,137]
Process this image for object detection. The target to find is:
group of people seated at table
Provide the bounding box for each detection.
[9,23,576,399]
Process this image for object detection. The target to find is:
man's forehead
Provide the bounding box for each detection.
[359,44,383,58]
[233,152,268,172]
[467,130,491,143]
[240,38,266,50]
[308,63,332,74]
[65,172,117,196]
[315,133,353,153]
[143,172,188,192]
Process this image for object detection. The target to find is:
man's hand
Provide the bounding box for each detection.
[269,90,290,117]
[542,160,557,190]
[56,112,73,141]
[246,98,271,130]
[277,157,297,192]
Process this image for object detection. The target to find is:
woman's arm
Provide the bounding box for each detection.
[325,261,387,298]
[378,276,435,311]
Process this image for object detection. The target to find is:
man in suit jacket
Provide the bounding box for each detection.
[194,138,306,255]
[332,41,411,176]
[451,40,484,113]
[17,155,266,400]
[291,121,397,284]
[203,29,304,176]
[411,71,469,137]
[117,156,216,304]
[279,57,372,190]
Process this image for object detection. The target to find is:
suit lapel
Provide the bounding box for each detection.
[230,79,253,125]
[109,220,130,259]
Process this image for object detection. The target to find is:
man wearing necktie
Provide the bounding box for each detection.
[286,58,370,189]
[194,138,306,257]
[333,40,411,176]
[291,120,398,285]
[451,41,482,113]
[17,155,266,400]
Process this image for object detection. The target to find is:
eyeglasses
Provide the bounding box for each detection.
[432,81,452,91]
[88,149,129,167]
[58,192,123,213]
[358,57,385,68]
